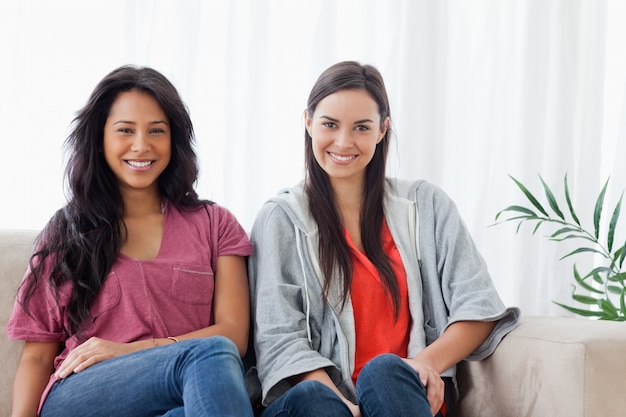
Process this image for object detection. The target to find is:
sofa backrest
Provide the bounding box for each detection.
[1,229,38,416]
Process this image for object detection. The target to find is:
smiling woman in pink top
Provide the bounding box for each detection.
[7,66,254,417]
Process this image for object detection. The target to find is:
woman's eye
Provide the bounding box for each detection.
[150,128,165,134]
[118,128,133,134]
[323,122,336,128]
[355,125,370,131]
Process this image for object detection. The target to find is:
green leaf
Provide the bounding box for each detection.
[572,294,600,304]
[618,242,626,268]
[510,175,549,217]
[498,215,539,223]
[550,227,584,238]
[592,272,604,285]
[599,314,620,321]
[573,264,604,294]
[559,247,605,260]
[553,301,603,317]
[491,216,539,230]
[608,272,626,283]
[620,289,626,316]
[593,178,610,239]
[607,191,623,253]
[607,285,623,295]
[540,175,565,220]
[582,266,612,279]
[564,174,581,226]
[550,234,597,244]
[532,221,544,235]
[599,299,618,317]
[495,205,537,220]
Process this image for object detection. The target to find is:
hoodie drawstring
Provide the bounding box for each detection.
[295,224,312,345]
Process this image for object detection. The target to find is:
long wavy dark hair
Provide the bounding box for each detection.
[18,65,209,337]
[304,61,400,317]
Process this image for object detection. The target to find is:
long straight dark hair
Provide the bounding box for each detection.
[304,61,400,317]
[18,65,209,337]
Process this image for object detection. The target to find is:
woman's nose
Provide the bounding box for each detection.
[334,129,353,149]
[131,132,151,152]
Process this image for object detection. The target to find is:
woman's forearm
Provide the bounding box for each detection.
[12,342,59,417]
[415,320,497,374]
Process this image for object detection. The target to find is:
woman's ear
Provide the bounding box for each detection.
[304,110,312,136]
[377,116,390,143]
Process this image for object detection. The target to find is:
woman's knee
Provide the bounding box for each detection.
[291,380,333,399]
[357,353,424,394]
[188,336,239,356]
[182,336,243,371]
[264,381,351,417]
[357,354,431,416]
[360,354,407,378]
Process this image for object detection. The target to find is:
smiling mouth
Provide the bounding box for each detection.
[329,152,356,162]
[126,160,154,168]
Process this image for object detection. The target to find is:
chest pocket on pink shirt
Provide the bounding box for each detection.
[170,265,215,305]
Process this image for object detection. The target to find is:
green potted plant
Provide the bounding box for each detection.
[494,174,626,321]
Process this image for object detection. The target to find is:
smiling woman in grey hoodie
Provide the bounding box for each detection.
[248,61,520,417]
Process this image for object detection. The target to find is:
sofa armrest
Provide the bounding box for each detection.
[1,229,38,416]
[454,315,626,417]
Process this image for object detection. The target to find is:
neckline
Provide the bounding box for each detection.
[118,200,168,262]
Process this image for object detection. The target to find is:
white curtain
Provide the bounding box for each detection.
[1,0,625,317]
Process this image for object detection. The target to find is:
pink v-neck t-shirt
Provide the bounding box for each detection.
[7,201,252,407]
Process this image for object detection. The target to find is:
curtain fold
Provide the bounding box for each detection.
[0,0,624,316]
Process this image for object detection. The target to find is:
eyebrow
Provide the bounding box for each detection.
[320,115,374,124]
[112,120,169,126]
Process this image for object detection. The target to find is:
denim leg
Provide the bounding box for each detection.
[161,407,184,416]
[41,336,254,417]
[356,354,432,417]
[261,380,353,417]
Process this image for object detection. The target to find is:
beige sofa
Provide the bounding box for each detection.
[2,229,626,417]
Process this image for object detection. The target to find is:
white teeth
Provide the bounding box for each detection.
[127,160,152,168]
[330,153,354,161]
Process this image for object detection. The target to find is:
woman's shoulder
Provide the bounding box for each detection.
[258,183,307,217]
[385,178,460,223]
[385,177,449,201]
[169,200,233,219]
[252,183,313,234]
[166,201,248,237]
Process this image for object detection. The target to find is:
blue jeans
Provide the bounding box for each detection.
[261,354,440,417]
[41,336,254,417]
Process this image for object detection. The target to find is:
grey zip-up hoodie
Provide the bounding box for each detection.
[249,178,520,406]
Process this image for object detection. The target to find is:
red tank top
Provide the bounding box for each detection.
[347,219,411,383]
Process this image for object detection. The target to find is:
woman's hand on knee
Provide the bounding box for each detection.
[402,357,444,416]
[55,337,137,378]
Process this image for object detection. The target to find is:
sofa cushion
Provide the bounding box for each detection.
[1,229,37,416]
[455,315,626,417]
